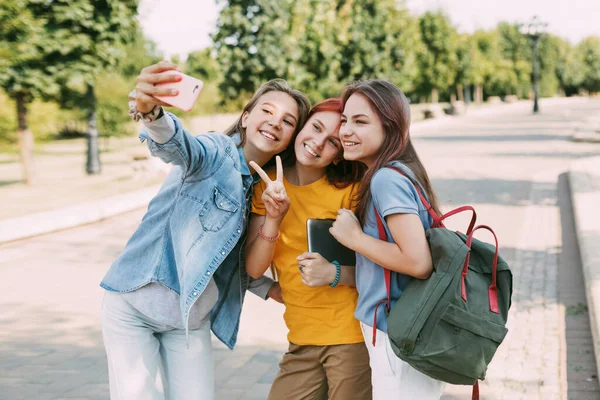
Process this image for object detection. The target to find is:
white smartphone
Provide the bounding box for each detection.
[155,71,204,112]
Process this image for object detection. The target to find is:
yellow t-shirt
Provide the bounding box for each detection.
[251,171,363,346]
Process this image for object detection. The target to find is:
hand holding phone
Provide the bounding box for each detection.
[154,71,204,112]
[134,61,203,113]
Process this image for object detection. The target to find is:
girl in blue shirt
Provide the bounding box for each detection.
[329,79,445,399]
[100,61,310,400]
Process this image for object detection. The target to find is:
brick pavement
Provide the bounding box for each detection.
[1,97,599,400]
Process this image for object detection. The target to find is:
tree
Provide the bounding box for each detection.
[453,34,477,102]
[212,0,298,104]
[118,28,163,79]
[577,36,600,94]
[497,22,531,98]
[283,0,344,100]
[0,0,61,183]
[555,38,584,96]
[34,0,139,174]
[335,0,421,96]
[537,34,562,97]
[212,0,420,103]
[470,30,494,103]
[185,48,221,82]
[415,11,458,103]
[91,29,162,140]
[0,1,139,181]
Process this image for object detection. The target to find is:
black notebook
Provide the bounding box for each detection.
[306,218,356,266]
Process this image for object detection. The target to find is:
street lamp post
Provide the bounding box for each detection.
[519,16,548,114]
[85,83,101,175]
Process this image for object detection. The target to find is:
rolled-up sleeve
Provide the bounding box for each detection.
[139,112,220,179]
[142,111,176,144]
[248,275,275,300]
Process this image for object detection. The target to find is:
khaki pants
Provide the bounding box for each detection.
[267,342,372,400]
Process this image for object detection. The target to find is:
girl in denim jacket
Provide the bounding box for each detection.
[100,61,310,400]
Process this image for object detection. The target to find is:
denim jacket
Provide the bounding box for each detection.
[100,113,265,349]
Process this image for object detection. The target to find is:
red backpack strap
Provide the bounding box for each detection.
[371,166,442,346]
[464,225,500,313]
[388,166,478,235]
[472,381,480,400]
[387,166,442,226]
[372,205,391,346]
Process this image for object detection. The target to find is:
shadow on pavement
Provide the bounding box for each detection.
[419,134,573,142]
[0,303,108,400]
[433,178,555,207]
[0,302,285,400]
[492,152,598,160]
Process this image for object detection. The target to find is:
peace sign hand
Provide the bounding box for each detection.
[249,156,290,222]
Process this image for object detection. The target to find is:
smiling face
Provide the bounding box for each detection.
[293,111,342,169]
[242,91,300,156]
[339,93,386,168]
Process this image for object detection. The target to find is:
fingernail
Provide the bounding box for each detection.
[170,89,178,95]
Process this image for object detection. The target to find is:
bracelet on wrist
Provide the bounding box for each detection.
[329,260,341,288]
[258,224,280,242]
[128,89,163,122]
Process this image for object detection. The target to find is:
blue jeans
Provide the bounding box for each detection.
[101,292,214,400]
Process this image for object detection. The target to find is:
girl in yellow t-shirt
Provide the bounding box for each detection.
[245,98,371,400]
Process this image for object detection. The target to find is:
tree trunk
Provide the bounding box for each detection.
[475,84,483,104]
[457,84,464,102]
[464,85,472,105]
[431,87,439,104]
[16,94,34,185]
[86,83,101,174]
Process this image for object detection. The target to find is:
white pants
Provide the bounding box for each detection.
[101,292,214,400]
[360,322,445,400]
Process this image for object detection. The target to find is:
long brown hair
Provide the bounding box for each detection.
[285,98,366,190]
[340,80,441,223]
[224,79,310,168]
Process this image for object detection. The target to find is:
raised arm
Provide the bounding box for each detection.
[133,61,219,178]
[245,213,277,279]
[245,157,290,279]
[331,210,432,279]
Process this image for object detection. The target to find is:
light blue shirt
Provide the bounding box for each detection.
[354,162,433,332]
[101,113,266,349]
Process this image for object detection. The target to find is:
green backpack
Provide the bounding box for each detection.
[373,167,513,400]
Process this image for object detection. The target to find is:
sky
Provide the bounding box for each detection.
[139,0,600,59]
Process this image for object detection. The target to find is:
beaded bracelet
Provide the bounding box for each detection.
[330,260,341,288]
[258,224,280,242]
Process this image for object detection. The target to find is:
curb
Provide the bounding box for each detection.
[569,156,600,378]
[572,129,600,144]
[0,185,161,243]
[572,115,600,143]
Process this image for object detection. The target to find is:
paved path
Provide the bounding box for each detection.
[1,97,599,400]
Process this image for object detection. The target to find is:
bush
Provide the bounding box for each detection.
[0,90,16,146]
[95,72,137,138]
[0,89,83,150]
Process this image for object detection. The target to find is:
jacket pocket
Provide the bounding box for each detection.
[198,186,239,232]
[421,304,507,380]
